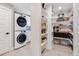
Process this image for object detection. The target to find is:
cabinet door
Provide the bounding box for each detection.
[0,5,12,55]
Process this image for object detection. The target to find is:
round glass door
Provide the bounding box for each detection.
[17,17,27,27]
[17,33,27,44]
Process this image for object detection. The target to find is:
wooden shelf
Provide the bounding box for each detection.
[41,27,47,30]
[52,15,73,26]
[53,21,71,25]
[54,37,73,45]
[41,40,47,46]
[41,33,47,37]
[41,40,47,54]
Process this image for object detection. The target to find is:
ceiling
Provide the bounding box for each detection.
[10,3,73,16]
[10,3,32,15]
[52,3,73,16]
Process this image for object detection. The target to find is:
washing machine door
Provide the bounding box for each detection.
[17,16,27,27]
[17,33,27,44]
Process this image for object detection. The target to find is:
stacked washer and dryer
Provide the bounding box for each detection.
[14,12,30,49]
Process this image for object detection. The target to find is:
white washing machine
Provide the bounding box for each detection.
[14,12,31,49]
[15,13,27,31]
[14,31,29,49]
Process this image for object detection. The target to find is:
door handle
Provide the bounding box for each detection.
[5,32,10,35]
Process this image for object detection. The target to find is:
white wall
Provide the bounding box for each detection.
[73,3,79,56]
[30,3,41,56]
[10,3,32,15]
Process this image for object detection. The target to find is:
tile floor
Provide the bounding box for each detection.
[42,44,73,56]
[2,43,73,56]
[3,43,32,56]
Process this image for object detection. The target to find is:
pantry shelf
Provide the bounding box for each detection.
[41,33,47,37]
[41,40,47,46]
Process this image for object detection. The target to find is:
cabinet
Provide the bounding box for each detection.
[0,5,13,55]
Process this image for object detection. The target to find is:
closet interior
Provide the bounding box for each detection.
[52,3,73,50]
[41,3,73,55]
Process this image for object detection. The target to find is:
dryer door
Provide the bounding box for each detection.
[17,33,27,44]
[17,17,27,27]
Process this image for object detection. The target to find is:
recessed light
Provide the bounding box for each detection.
[58,6,62,10]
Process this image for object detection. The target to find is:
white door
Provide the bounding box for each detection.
[0,5,12,55]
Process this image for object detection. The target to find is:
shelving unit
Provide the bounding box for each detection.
[52,16,72,24]
[52,12,73,30]
[41,15,47,53]
[52,9,73,46]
